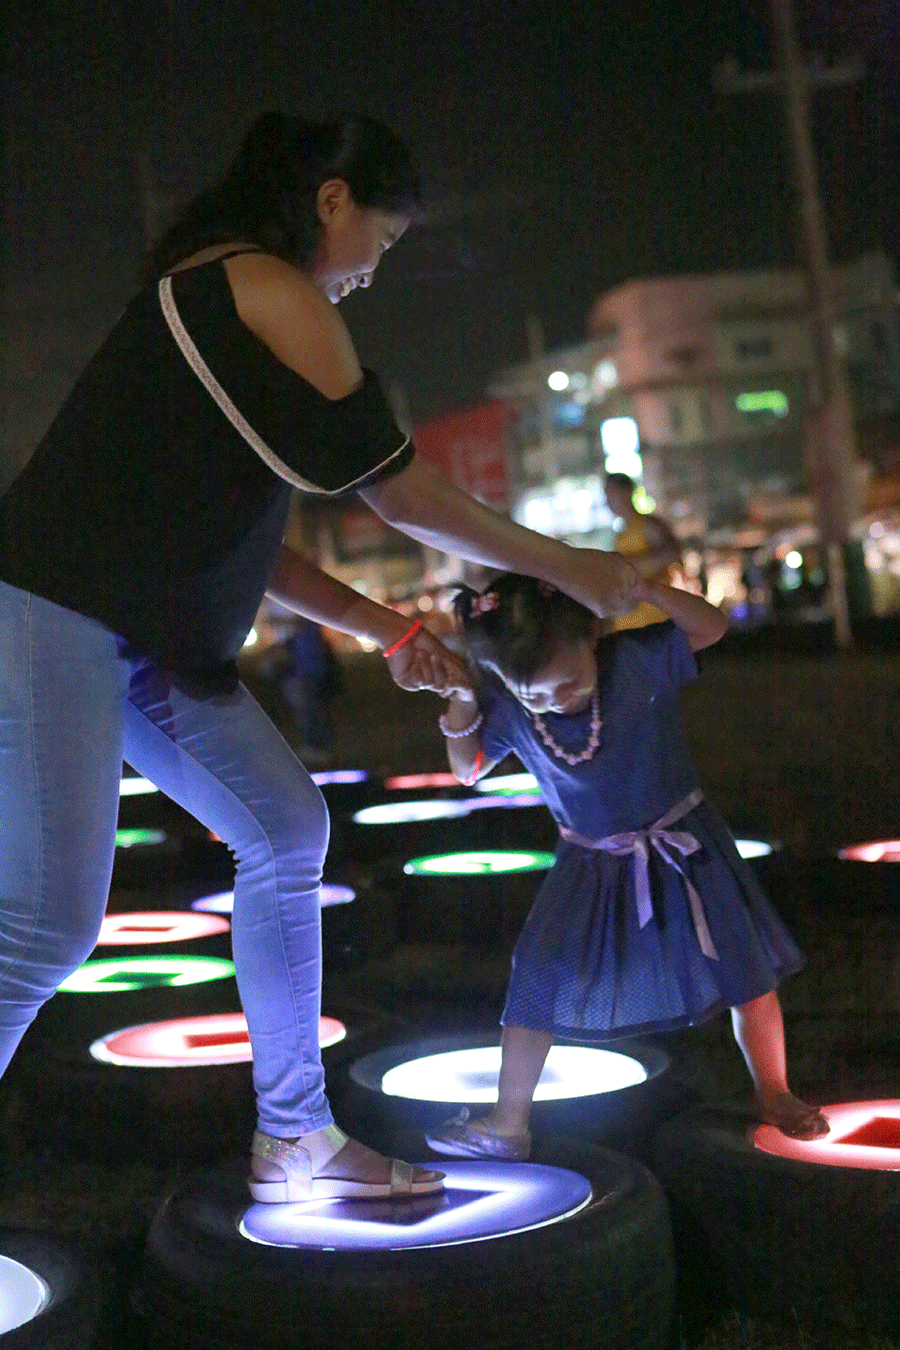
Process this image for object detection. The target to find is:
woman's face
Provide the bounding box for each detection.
[503,637,600,717]
[310,179,410,303]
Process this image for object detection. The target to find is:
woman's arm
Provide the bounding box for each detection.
[632,576,729,651]
[440,690,498,785]
[266,544,471,695]
[360,459,639,619]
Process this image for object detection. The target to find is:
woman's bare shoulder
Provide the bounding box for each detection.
[223,253,362,400]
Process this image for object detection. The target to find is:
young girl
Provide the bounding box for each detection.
[427,570,828,1160]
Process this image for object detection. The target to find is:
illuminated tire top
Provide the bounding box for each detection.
[0,1253,48,1333]
[90,1012,346,1067]
[97,912,230,945]
[839,840,900,862]
[753,1099,900,1170]
[240,1160,592,1251]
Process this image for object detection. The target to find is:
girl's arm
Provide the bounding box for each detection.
[440,690,499,785]
[266,544,471,696]
[360,458,638,619]
[632,576,730,651]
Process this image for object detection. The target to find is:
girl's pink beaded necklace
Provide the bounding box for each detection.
[529,688,603,765]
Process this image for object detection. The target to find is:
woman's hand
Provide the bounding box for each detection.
[385,626,474,699]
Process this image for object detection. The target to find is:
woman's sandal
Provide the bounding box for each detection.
[424,1108,532,1162]
[249,1125,445,1203]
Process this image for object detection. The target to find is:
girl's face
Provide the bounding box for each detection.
[504,636,599,716]
[310,179,409,303]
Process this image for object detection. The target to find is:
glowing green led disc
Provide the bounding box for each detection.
[404,850,554,876]
[59,955,235,993]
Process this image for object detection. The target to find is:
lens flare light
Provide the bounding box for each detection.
[240,1159,592,1251]
[754,1100,900,1170]
[89,1012,345,1066]
[97,912,230,945]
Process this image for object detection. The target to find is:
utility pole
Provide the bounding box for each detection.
[716,1,865,648]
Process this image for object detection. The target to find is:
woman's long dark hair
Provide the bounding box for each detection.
[145,112,422,281]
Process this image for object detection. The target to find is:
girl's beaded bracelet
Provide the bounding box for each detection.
[438,709,483,738]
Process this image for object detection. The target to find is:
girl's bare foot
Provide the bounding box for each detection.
[320,1136,442,1187]
[756,1090,829,1140]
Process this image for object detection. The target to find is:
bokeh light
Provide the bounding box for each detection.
[380,1045,647,1103]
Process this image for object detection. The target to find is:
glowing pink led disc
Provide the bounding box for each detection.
[240,1160,592,1250]
[384,773,461,790]
[89,1012,346,1067]
[97,911,230,945]
[838,841,900,863]
[753,1100,900,1170]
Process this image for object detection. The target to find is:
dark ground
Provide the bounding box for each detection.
[0,620,898,1348]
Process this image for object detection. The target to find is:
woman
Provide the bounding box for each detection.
[0,112,637,1202]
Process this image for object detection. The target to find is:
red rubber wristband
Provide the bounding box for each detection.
[382,619,422,658]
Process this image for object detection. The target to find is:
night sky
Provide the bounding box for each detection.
[2,0,898,445]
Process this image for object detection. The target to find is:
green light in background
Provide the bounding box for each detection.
[59,955,235,993]
[735,390,789,417]
[115,829,167,848]
[404,850,554,876]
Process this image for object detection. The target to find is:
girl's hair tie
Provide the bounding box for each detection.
[471,591,500,616]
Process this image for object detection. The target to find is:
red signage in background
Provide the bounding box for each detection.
[412,401,512,508]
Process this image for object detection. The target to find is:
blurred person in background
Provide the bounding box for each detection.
[604,472,684,629]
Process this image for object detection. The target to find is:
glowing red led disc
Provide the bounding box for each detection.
[838,841,900,863]
[97,912,230,945]
[384,772,461,790]
[753,1100,900,1170]
[90,1012,346,1066]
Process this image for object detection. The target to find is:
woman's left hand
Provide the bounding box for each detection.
[385,627,473,699]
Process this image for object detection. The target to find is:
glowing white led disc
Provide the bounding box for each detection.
[353,800,472,825]
[310,769,368,785]
[97,911,230,945]
[191,884,355,915]
[118,776,159,796]
[381,1045,647,1103]
[839,841,900,863]
[90,1012,346,1067]
[753,1100,900,1170]
[240,1160,592,1251]
[735,839,774,859]
[0,1254,49,1333]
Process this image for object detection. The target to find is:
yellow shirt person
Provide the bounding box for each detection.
[604,473,683,630]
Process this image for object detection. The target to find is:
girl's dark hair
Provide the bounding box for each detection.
[145,112,422,280]
[452,573,602,688]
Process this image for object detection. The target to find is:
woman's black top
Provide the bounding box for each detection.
[0,254,413,693]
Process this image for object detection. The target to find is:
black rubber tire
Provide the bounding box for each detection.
[138,1139,677,1350]
[0,1228,105,1350]
[653,1103,900,1337]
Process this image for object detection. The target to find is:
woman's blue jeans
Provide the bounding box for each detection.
[0,581,333,1137]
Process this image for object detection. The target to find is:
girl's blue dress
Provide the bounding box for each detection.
[477,621,804,1040]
